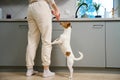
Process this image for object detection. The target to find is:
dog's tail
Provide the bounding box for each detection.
[74,51,83,61]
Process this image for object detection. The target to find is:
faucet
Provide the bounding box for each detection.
[75,3,88,18]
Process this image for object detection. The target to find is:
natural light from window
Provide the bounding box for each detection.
[76,0,113,18]
[93,0,113,18]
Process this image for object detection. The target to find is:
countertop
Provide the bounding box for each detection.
[1,18,120,22]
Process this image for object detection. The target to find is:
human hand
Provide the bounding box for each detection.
[51,10,60,21]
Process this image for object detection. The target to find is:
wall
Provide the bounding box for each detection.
[55,0,76,18]
[113,0,120,17]
[0,0,76,19]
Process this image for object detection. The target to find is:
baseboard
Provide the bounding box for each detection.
[0,66,120,72]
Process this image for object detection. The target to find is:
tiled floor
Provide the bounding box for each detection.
[0,70,120,80]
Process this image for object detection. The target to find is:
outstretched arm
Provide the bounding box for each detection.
[51,3,60,20]
[47,0,60,20]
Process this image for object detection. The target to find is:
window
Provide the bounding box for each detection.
[76,0,113,18]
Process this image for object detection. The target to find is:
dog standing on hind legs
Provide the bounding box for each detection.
[52,22,83,79]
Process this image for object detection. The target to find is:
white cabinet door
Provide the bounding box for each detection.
[71,22,105,67]
[106,21,120,68]
[0,22,28,66]
[51,22,66,66]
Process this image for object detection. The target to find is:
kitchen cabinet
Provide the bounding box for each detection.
[0,22,43,66]
[51,22,66,66]
[0,21,66,67]
[71,22,105,67]
[106,21,120,68]
[0,22,28,66]
[0,20,120,68]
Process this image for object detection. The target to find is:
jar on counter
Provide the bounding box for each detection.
[6,14,12,19]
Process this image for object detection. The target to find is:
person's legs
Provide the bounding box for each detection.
[26,11,40,76]
[33,1,54,77]
[39,22,54,77]
[28,1,54,77]
[35,15,54,77]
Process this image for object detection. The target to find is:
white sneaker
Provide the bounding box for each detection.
[43,71,55,78]
[26,69,38,77]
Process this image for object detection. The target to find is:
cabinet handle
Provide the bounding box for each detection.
[19,25,28,29]
[92,25,103,29]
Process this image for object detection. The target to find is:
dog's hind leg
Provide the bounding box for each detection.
[67,61,73,79]
[66,59,73,78]
[66,52,73,79]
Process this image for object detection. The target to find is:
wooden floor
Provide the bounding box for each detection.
[0,69,120,80]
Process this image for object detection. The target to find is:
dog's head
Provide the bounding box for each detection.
[60,22,71,29]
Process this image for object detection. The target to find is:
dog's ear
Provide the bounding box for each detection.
[66,52,71,56]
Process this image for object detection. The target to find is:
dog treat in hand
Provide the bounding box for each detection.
[51,10,60,20]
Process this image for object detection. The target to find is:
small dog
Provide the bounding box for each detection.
[52,22,83,79]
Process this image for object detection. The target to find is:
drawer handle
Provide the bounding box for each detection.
[92,25,103,29]
[19,25,28,29]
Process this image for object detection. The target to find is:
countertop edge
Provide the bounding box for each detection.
[1,18,120,22]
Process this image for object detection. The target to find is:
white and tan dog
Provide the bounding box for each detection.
[52,22,83,79]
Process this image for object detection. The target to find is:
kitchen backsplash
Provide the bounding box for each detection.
[0,0,76,19]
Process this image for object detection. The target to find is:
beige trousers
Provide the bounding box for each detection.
[26,0,52,69]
